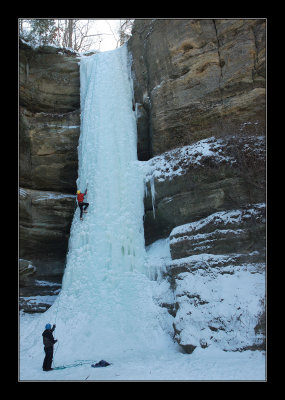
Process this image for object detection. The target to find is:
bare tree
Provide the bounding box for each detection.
[106,21,120,48]
[106,19,134,48]
[19,19,31,36]
[20,19,112,52]
[68,19,74,48]
[118,19,134,46]
[55,19,114,52]
[19,19,23,34]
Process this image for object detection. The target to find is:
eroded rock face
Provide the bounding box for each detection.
[167,254,265,353]
[141,132,266,352]
[19,274,62,313]
[144,147,266,353]
[19,188,76,276]
[143,135,265,245]
[19,40,81,310]
[128,20,266,352]
[19,259,37,281]
[19,40,80,113]
[169,203,265,261]
[20,21,266,355]
[150,205,265,353]
[20,107,80,192]
[128,19,265,158]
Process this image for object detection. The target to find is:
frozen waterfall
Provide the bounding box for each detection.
[19,44,266,381]
[30,44,174,364]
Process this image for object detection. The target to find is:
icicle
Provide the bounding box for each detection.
[144,177,148,198]
[150,175,156,219]
[35,44,173,364]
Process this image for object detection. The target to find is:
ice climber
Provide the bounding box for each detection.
[42,323,57,371]
[76,188,89,221]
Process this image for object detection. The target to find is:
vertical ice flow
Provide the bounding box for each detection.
[150,175,156,218]
[41,45,173,362]
[64,45,146,287]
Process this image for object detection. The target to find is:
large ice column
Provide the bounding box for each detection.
[39,45,173,362]
[62,45,146,291]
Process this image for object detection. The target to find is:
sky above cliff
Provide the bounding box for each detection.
[20,19,125,53]
[89,19,120,51]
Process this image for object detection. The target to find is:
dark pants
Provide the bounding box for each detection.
[43,346,53,371]
[79,202,89,218]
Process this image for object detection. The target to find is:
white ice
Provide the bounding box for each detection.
[19,45,266,381]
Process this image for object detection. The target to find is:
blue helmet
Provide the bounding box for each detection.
[45,323,52,330]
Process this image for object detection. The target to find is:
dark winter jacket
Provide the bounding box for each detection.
[42,326,57,348]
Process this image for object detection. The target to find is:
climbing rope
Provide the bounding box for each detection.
[54,286,62,326]
[50,53,98,373]
[51,327,94,370]
[53,358,96,370]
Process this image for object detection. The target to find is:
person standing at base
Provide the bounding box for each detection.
[76,188,89,221]
[42,323,57,371]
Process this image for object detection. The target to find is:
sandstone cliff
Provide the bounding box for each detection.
[128,18,266,352]
[128,19,265,159]
[19,40,81,311]
[19,19,266,353]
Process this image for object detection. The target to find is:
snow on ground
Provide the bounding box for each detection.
[21,295,59,306]
[34,280,61,287]
[19,45,265,382]
[19,310,266,382]
[142,137,235,184]
[142,135,265,185]
[19,239,266,381]
[170,203,266,238]
[19,330,266,381]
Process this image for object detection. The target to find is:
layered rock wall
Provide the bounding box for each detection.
[128,18,266,352]
[128,19,265,159]
[19,18,266,355]
[19,40,81,310]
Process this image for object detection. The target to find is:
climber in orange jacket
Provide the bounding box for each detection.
[76,188,89,220]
